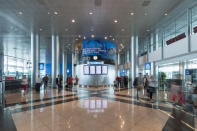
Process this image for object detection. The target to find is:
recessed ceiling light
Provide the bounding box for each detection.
[18,11,23,15]
[47,12,50,15]
[130,12,135,16]
[109,35,112,38]
[89,12,93,15]
[112,38,115,41]
[83,36,86,40]
[91,34,95,38]
[121,28,125,32]
[39,28,43,31]
[146,29,150,32]
[78,35,81,38]
[65,28,68,31]
[114,19,118,23]
[144,13,148,16]
[164,13,168,16]
[54,11,58,15]
[72,19,76,23]
[75,38,78,40]
[104,36,108,40]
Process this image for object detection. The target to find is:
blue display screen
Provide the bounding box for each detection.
[39,63,44,70]
[82,40,116,64]
[145,62,151,70]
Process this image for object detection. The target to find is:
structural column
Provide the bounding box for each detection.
[31,32,36,88]
[56,36,60,76]
[62,48,67,86]
[115,52,118,76]
[130,35,138,86]
[36,34,40,77]
[51,35,56,88]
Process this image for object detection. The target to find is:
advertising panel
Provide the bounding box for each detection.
[82,40,116,65]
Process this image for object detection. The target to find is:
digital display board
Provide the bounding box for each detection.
[84,65,89,75]
[102,66,108,74]
[90,66,96,74]
[39,63,44,70]
[145,62,151,70]
[96,66,102,74]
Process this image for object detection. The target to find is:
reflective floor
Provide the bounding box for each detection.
[2,86,197,131]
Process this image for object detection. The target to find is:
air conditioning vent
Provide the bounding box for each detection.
[142,0,151,7]
[95,0,102,7]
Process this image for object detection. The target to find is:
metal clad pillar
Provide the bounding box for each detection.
[56,36,60,76]
[36,33,40,77]
[62,48,67,86]
[130,35,137,86]
[31,32,36,88]
[51,35,56,88]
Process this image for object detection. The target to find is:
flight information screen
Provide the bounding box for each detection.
[83,65,89,75]
[102,66,108,74]
[90,66,96,74]
[96,66,102,74]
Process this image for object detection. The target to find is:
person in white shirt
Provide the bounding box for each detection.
[36,75,42,92]
[148,76,157,101]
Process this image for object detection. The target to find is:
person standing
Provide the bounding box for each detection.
[57,75,62,89]
[36,75,42,92]
[21,75,28,94]
[75,75,79,85]
[134,73,143,100]
[148,76,156,102]
[42,74,49,88]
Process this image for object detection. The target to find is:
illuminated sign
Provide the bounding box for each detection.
[145,62,151,70]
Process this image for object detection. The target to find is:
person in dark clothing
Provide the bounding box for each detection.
[42,75,49,88]
[57,75,62,89]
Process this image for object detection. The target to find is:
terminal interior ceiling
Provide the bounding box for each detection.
[0,0,182,58]
[1,0,197,131]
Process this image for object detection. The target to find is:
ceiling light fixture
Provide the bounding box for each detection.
[75,38,78,41]
[146,29,150,32]
[144,13,148,16]
[65,28,68,31]
[72,19,76,23]
[54,11,58,15]
[47,12,50,15]
[112,38,115,41]
[121,28,125,32]
[39,28,43,31]
[164,13,168,16]
[18,11,23,15]
[91,34,95,38]
[130,12,135,16]
[89,12,93,15]
[78,35,81,38]
[83,36,86,40]
[104,36,108,40]
[114,19,118,23]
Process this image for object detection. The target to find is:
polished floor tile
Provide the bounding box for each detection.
[2,87,197,131]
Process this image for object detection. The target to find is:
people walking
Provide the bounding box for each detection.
[133,73,144,100]
[148,76,156,102]
[42,74,49,88]
[21,75,28,94]
[75,75,79,85]
[36,75,42,92]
